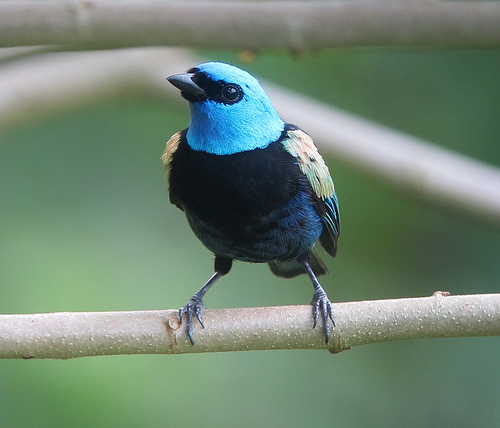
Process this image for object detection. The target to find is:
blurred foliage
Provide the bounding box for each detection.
[1,48,499,427]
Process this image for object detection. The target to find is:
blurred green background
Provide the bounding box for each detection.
[1,48,499,427]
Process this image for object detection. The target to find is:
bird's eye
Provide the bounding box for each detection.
[221,84,243,103]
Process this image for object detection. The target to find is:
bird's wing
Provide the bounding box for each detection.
[161,131,183,176]
[282,126,340,256]
[161,130,186,210]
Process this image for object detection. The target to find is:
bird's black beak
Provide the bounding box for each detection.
[167,73,207,102]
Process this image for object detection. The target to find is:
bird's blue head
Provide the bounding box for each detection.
[167,62,285,155]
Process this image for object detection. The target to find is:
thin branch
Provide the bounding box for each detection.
[0,1,500,50]
[0,48,174,129]
[265,83,500,224]
[1,48,500,225]
[0,46,51,62]
[1,293,499,359]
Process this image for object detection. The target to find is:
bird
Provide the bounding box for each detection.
[161,62,340,345]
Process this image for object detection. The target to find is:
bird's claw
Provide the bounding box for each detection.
[179,295,205,345]
[311,290,335,344]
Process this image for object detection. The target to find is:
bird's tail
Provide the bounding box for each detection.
[268,247,329,279]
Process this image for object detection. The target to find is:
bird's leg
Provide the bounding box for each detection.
[179,272,220,344]
[300,259,335,344]
[179,256,232,344]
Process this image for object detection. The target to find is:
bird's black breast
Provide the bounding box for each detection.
[168,130,306,227]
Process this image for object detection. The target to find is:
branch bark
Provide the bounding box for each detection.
[1,293,499,359]
[0,1,500,50]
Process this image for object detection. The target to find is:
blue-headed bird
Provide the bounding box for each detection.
[162,62,340,344]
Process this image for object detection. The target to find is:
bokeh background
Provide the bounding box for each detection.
[1,48,499,427]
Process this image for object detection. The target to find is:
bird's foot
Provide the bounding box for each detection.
[179,295,205,345]
[311,289,335,344]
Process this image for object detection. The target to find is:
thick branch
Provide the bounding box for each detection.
[0,1,500,50]
[1,293,498,359]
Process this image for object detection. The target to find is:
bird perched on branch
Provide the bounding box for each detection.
[162,62,340,344]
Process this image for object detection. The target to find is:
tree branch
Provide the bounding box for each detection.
[0,1,500,50]
[1,293,498,359]
[264,82,500,225]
